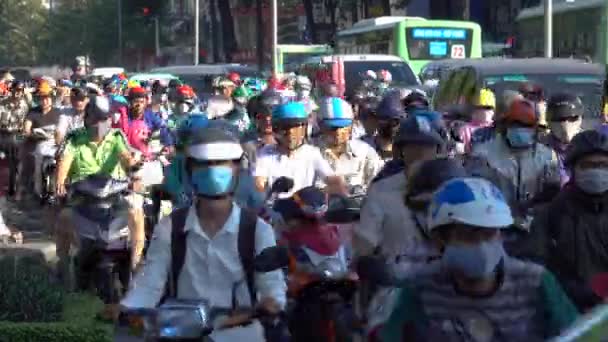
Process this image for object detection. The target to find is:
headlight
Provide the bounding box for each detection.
[316,259,348,280]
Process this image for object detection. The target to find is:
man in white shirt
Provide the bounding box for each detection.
[254,102,345,198]
[55,87,88,144]
[314,96,382,190]
[122,126,286,341]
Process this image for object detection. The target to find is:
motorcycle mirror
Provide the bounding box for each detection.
[255,246,289,272]
[270,177,294,195]
[356,255,396,287]
[325,195,361,223]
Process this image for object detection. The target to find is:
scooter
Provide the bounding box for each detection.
[124,246,290,342]
[273,186,362,342]
[70,174,132,305]
[0,129,22,197]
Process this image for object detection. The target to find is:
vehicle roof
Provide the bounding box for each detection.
[301,54,406,64]
[517,0,604,20]
[338,16,480,36]
[450,58,604,76]
[92,67,125,76]
[422,58,472,70]
[149,64,256,75]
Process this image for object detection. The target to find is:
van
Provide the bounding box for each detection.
[433,58,605,129]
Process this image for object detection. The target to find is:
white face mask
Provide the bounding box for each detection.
[178,103,190,114]
[471,109,494,124]
[298,90,311,99]
[550,120,581,143]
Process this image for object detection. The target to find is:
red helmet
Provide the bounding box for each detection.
[176,85,195,102]
[128,86,147,100]
[503,99,538,126]
[227,72,241,84]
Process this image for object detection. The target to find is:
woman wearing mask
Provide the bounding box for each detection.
[523,130,608,311]
[366,93,404,161]
[382,177,578,341]
[540,93,584,186]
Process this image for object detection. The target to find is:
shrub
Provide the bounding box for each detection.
[0,255,64,322]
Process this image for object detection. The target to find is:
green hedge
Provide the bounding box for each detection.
[0,293,113,342]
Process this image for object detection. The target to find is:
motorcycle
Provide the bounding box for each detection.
[273,185,362,342]
[0,129,22,197]
[31,127,57,205]
[124,246,290,342]
[69,174,132,305]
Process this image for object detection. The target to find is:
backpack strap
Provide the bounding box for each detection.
[169,206,190,298]
[238,208,259,306]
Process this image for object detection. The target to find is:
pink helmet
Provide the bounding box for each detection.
[377,69,392,82]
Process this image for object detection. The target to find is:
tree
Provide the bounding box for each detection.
[0,0,49,66]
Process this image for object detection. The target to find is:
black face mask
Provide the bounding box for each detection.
[378,121,399,139]
[404,195,429,212]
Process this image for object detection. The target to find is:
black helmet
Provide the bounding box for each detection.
[71,87,88,101]
[84,96,111,123]
[402,89,429,113]
[393,113,445,147]
[273,186,328,222]
[407,158,467,200]
[565,130,608,167]
[376,92,405,120]
[546,92,584,122]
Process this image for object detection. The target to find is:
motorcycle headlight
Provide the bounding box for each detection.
[154,301,211,339]
[316,259,348,280]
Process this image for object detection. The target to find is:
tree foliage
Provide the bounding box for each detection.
[0,0,49,66]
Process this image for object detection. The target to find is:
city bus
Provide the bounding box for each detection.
[515,0,608,64]
[336,16,483,75]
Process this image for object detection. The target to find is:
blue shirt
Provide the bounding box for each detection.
[130,109,174,146]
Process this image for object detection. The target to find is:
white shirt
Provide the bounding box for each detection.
[254,144,335,198]
[355,172,427,258]
[315,138,383,190]
[122,203,286,310]
[56,109,84,137]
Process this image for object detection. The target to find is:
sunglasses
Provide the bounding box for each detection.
[552,116,580,123]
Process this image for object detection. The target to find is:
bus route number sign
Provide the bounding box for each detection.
[451,45,465,59]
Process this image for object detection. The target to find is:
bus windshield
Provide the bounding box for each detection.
[405,27,473,60]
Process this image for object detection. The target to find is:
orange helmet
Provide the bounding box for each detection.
[227,72,241,84]
[36,81,54,97]
[503,99,537,126]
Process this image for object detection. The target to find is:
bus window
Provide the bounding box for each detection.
[405,28,473,60]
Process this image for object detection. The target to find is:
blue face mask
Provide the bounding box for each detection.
[190,165,234,196]
[505,127,535,148]
[442,239,505,278]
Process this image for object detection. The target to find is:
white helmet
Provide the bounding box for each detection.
[428,177,513,231]
[362,70,377,81]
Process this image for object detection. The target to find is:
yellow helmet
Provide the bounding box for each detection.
[475,88,496,109]
[36,81,54,97]
[127,79,141,89]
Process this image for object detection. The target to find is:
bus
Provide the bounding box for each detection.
[515,0,608,64]
[336,16,483,76]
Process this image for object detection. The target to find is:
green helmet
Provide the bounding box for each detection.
[232,85,251,99]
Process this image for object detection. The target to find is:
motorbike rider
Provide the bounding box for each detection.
[522,130,608,311]
[253,101,346,197]
[366,92,405,160]
[315,96,382,190]
[121,125,286,342]
[55,87,88,144]
[167,85,198,131]
[469,98,560,225]
[519,82,548,132]
[401,88,430,115]
[376,70,392,95]
[227,71,242,86]
[355,114,446,259]
[381,177,578,341]
[458,88,496,154]
[22,81,63,200]
[224,85,253,135]
[364,158,467,338]
[118,86,173,157]
[54,96,145,275]
[540,92,584,186]
[0,80,29,197]
[207,77,237,119]
[55,79,73,109]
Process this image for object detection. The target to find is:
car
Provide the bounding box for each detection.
[432,58,605,129]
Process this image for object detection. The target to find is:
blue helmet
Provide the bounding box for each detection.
[272,102,309,126]
[318,97,354,128]
[177,114,210,147]
[394,114,445,147]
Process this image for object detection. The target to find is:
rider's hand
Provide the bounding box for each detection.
[56,183,67,197]
[257,297,281,315]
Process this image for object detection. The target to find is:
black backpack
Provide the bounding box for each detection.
[166,206,259,306]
